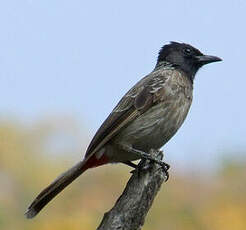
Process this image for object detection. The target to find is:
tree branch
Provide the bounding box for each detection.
[97,149,167,230]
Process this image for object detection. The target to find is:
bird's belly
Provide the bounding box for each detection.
[113,95,191,153]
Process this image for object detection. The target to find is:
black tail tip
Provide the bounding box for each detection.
[25,208,37,219]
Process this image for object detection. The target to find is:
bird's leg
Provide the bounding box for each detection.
[119,144,170,181]
[123,161,139,174]
[123,161,138,169]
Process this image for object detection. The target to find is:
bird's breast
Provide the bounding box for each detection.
[114,73,193,152]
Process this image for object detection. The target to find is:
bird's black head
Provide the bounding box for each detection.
[156,42,222,82]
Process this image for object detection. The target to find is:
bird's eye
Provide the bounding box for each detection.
[184,48,192,55]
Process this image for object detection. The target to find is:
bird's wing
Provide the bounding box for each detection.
[84,70,170,159]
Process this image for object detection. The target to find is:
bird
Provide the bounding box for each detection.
[25,41,222,219]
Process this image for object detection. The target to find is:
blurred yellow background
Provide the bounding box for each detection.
[1,117,246,230]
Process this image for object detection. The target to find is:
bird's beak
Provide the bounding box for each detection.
[196,55,222,65]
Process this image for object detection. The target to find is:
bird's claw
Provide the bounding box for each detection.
[160,161,170,181]
[141,157,170,181]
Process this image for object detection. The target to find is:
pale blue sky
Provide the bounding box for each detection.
[0,0,245,170]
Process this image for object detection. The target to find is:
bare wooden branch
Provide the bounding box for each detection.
[97,149,167,230]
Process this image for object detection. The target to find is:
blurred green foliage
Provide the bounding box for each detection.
[0,118,245,230]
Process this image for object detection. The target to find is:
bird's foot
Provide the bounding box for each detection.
[120,145,170,181]
[142,151,170,181]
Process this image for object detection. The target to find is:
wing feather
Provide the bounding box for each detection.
[84,70,170,159]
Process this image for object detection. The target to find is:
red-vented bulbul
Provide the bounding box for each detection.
[25,42,222,218]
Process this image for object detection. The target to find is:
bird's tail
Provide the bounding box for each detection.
[25,154,109,219]
[25,161,86,219]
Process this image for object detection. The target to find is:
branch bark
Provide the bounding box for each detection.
[97,149,167,230]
